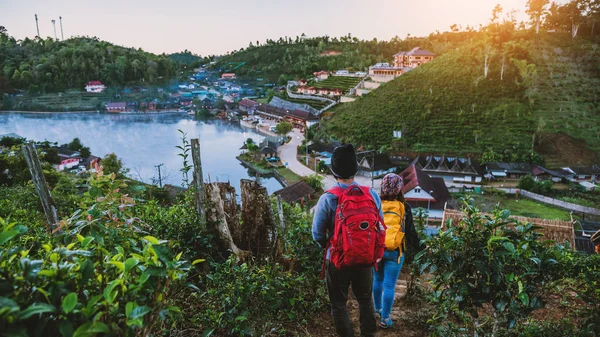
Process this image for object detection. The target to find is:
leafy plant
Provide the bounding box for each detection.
[176,130,192,187]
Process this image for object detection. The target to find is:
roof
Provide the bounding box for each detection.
[86,81,104,86]
[0,133,24,139]
[394,47,436,57]
[274,181,315,204]
[531,165,568,178]
[568,166,600,175]
[485,162,532,174]
[260,146,277,154]
[400,164,450,203]
[239,99,257,108]
[106,102,127,108]
[411,155,481,176]
[308,141,342,154]
[359,153,396,171]
[255,104,319,121]
[313,71,329,76]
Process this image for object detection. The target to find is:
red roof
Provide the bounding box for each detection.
[313,71,329,76]
[86,81,104,86]
[239,99,257,108]
[399,164,449,203]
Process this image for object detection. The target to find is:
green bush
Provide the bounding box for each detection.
[0,172,190,336]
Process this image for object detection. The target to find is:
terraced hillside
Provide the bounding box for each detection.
[9,92,109,111]
[309,76,361,91]
[321,34,600,165]
[321,42,533,157]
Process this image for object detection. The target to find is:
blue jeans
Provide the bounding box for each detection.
[373,250,405,319]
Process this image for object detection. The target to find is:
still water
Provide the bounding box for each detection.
[0,112,283,194]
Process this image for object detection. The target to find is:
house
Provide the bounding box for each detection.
[306,87,317,95]
[180,97,193,107]
[105,102,127,113]
[239,99,257,112]
[199,96,213,108]
[531,165,568,182]
[221,73,236,79]
[399,164,450,221]
[574,220,600,254]
[318,88,331,96]
[127,102,138,112]
[411,155,482,183]
[297,86,308,94]
[393,47,436,68]
[259,140,279,158]
[313,71,330,80]
[307,141,343,158]
[55,147,81,171]
[368,63,408,83]
[357,153,398,178]
[148,101,156,110]
[298,79,308,86]
[80,155,101,169]
[254,104,319,130]
[561,166,600,182]
[85,81,106,93]
[484,162,532,180]
[273,181,315,205]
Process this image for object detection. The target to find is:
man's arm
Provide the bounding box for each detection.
[312,194,332,249]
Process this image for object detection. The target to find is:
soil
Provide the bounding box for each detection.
[305,270,428,337]
[535,132,599,167]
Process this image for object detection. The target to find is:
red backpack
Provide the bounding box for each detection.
[321,185,386,277]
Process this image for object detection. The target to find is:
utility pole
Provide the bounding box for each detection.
[35,14,40,38]
[59,16,64,40]
[51,19,57,41]
[155,163,164,188]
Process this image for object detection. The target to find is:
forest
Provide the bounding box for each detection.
[0,27,178,94]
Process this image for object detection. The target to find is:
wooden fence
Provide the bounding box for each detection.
[442,208,575,247]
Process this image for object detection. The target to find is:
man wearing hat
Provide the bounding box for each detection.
[312,144,383,337]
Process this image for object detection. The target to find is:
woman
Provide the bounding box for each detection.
[373,173,422,329]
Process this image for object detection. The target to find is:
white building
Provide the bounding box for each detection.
[85,81,106,93]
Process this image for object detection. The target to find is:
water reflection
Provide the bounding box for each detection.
[0,112,282,195]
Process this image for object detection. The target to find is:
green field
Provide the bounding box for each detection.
[457,192,573,221]
[274,92,329,110]
[309,76,361,91]
[9,92,108,111]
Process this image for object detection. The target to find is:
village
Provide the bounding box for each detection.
[22,43,600,256]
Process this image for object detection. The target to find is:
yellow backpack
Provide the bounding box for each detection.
[382,200,406,257]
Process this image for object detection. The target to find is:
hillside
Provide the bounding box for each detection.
[0,28,177,94]
[211,32,477,82]
[320,33,600,166]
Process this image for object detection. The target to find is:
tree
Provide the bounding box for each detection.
[68,137,83,151]
[526,0,550,34]
[80,146,91,158]
[275,122,293,136]
[301,174,324,192]
[101,153,127,175]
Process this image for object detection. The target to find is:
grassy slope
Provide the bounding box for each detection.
[322,34,600,165]
[322,42,533,155]
[531,33,600,166]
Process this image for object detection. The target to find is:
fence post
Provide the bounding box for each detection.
[191,138,206,227]
[21,143,59,232]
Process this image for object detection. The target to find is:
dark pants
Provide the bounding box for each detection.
[326,261,377,337]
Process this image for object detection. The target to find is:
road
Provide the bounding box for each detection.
[278,129,382,192]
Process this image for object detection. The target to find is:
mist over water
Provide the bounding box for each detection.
[0,112,283,194]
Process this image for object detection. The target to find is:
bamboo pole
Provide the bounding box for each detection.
[191,138,206,227]
[21,143,59,232]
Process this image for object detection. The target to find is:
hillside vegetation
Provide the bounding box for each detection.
[0,27,177,94]
[320,4,600,165]
[211,32,478,82]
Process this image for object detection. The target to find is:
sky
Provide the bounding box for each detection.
[0,0,532,56]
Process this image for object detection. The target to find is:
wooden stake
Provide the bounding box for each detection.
[191,138,206,227]
[21,143,59,232]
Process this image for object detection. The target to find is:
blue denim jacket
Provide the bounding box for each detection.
[312,182,383,258]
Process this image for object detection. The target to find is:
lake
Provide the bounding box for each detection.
[0,112,283,195]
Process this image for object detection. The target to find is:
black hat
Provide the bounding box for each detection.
[331,144,358,179]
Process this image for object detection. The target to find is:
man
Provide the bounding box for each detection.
[312,144,383,337]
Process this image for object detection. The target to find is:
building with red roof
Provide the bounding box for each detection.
[394,47,436,68]
[221,73,236,79]
[85,81,106,93]
[399,164,450,222]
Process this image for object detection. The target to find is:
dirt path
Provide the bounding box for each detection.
[308,271,427,337]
